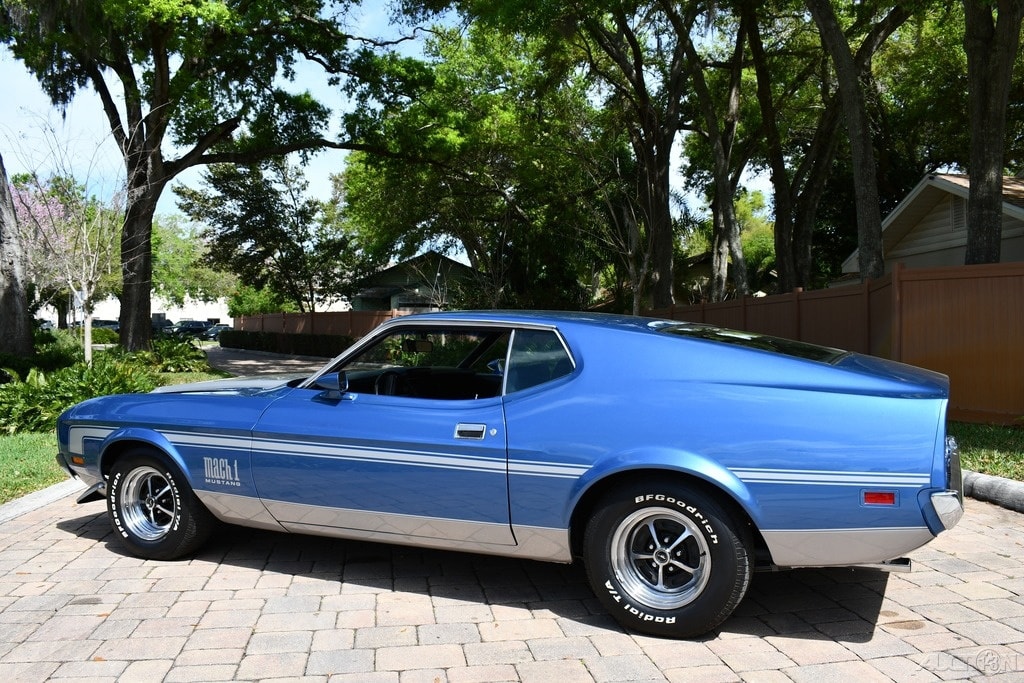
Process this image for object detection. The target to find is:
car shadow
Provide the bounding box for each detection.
[55,507,887,644]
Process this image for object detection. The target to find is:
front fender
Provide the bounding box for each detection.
[98,426,191,482]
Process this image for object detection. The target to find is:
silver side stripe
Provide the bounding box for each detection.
[174,430,509,474]
[252,441,508,473]
[165,431,252,453]
[733,468,929,487]
[509,460,589,478]
[161,430,589,479]
[73,426,589,479]
[68,426,115,455]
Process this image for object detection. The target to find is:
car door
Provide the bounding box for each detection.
[249,327,515,547]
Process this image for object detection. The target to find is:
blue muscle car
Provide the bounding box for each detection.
[56,311,963,637]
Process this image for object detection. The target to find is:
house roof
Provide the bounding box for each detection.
[354,250,478,299]
[842,174,1024,273]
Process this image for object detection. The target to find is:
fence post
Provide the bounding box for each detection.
[864,279,871,356]
[793,288,800,340]
[891,262,903,362]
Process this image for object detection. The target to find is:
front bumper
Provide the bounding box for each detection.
[55,451,75,478]
[54,452,106,504]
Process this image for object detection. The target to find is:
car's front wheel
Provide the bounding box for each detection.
[583,482,752,637]
[107,451,213,560]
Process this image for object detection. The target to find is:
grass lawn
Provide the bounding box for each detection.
[949,422,1024,482]
[1,419,1022,508]
[0,432,64,505]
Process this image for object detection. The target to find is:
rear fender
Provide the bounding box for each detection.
[569,447,764,529]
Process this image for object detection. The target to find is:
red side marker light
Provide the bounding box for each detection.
[71,456,85,466]
[864,491,896,506]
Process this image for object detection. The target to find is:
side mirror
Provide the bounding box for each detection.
[315,372,349,400]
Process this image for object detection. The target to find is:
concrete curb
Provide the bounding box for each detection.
[0,478,84,524]
[963,469,1024,515]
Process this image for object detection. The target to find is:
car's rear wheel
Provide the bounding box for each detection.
[583,482,752,637]
[107,451,213,560]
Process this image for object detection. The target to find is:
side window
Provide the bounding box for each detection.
[340,326,510,400]
[505,329,574,393]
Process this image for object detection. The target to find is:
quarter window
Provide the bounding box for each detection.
[505,329,574,393]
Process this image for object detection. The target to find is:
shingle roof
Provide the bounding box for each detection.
[932,173,1024,211]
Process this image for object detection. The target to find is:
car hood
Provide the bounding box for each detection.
[150,374,306,396]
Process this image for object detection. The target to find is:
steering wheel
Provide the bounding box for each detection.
[374,369,404,396]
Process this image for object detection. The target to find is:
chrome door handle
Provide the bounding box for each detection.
[454,423,486,440]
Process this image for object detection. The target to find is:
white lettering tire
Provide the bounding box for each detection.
[107,451,214,560]
[583,482,752,637]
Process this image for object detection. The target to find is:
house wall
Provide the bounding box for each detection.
[38,295,232,328]
[886,196,1024,270]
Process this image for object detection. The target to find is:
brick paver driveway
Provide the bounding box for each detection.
[1,491,1022,682]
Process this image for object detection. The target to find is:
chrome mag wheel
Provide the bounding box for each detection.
[610,507,711,610]
[117,465,176,542]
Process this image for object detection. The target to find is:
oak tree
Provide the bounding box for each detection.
[0,0,408,348]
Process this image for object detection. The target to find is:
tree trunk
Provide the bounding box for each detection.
[0,153,34,357]
[647,155,675,309]
[807,0,884,281]
[745,0,795,292]
[582,8,693,311]
[682,15,748,301]
[962,0,1024,264]
[119,204,155,350]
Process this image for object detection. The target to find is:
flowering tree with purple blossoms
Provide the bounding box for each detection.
[12,174,121,363]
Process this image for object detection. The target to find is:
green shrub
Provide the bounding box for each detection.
[0,357,157,434]
[90,327,120,344]
[105,337,211,373]
[0,329,83,383]
[147,337,210,372]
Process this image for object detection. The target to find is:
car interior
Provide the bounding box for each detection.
[339,327,574,400]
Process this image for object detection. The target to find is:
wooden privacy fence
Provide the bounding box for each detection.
[236,310,409,338]
[649,262,1024,424]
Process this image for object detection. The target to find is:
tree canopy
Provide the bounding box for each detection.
[0,0,420,347]
[176,159,368,313]
[4,0,1024,320]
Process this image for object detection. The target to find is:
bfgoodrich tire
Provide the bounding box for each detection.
[583,482,752,637]
[107,450,214,560]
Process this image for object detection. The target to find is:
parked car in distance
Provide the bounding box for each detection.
[152,319,175,334]
[55,311,963,638]
[91,319,120,331]
[201,323,232,341]
[168,320,213,337]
